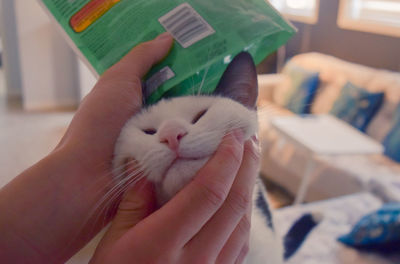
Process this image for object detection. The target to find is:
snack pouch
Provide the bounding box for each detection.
[39,0,296,104]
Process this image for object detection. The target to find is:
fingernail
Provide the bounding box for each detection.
[251,134,259,144]
[155,32,173,41]
[233,129,245,143]
[250,137,261,155]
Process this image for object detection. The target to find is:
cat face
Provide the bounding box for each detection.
[113,52,259,204]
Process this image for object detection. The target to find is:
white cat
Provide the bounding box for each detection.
[113,52,316,263]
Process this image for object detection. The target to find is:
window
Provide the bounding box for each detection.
[338,0,400,37]
[268,0,319,24]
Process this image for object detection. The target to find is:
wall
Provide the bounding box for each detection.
[285,0,400,72]
[14,0,80,110]
[0,0,23,99]
[78,59,97,99]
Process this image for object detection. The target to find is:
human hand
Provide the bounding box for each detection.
[0,33,174,263]
[90,133,260,264]
[58,32,174,172]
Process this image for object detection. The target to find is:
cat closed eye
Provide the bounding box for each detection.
[143,128,157,135]
[192,109,208,124]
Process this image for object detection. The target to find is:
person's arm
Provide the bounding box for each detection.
[0,33,174,263]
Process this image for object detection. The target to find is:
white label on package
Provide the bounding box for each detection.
[145,66,176,98]
[159,3,216,48]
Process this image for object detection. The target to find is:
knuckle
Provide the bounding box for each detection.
[241,243,250,258]
[151,250,177,264]
[227,188,252,216]
[126,75,142,88]
[198,179,228,208]
[237,215,251,236]
[220,141,243,164]
[244,140,261,164]
[137,41,153,50]
[234,244,250,264]
[193,255,213,264]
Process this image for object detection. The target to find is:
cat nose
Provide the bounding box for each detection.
[159,121,188,152]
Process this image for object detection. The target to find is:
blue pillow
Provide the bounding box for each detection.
[284,65,320,114]
[383,105,400,162]
[330,82,384,132]
[338,203,400,248]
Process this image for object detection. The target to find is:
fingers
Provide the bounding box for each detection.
[139,131,245,247]
[235,242,251,264]
[105,159,155,235]
[91,135,259,263]
[184,137,260,260]
[216,207,252,264]
[109,178,156,236]
[92,162,156,259]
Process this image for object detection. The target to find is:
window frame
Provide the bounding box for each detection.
[269,0,320,25]
[337,0,400,37]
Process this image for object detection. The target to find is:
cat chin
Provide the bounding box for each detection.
[156,157,209,205]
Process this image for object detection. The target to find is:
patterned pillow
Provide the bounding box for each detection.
[338,203,400,248]
[383,105,400,162]
[330,82,384,132]
[284,64,320,114]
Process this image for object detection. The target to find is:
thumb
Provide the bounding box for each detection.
[96,176,156,250]
[61,33,174,151]
[114,178,156,228]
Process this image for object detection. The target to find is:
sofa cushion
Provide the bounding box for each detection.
[311,80,345,114]
[383,105,400,162]
[368,177,400,203]
[258,100,294,117]
[274,193,400,264]
[366,72,400,142]
[283,64,320,114]
[278,53,400,141]
[338,203,400,249]
[330,82,384,132]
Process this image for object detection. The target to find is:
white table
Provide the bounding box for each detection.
[271,114,384,204]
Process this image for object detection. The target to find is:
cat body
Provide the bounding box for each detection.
[113,52,315,263]
[113,94,283,263]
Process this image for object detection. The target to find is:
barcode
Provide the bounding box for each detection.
[159,3,215,48]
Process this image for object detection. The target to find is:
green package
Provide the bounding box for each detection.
[39,0,296,104]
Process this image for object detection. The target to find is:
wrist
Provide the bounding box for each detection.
[0,144,116,262]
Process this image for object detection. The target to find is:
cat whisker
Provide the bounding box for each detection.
[76,159,140,204]
[112,159,142,180]
[65,160,146,249]
[180,47,196,96]
[198,46,213,96]
[95,171,145,228]
[96,162,144,207]
[139,148,171,176]
[198,65,210,96]
[84,166,147,238]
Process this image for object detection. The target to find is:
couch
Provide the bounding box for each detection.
[257,52,400,202]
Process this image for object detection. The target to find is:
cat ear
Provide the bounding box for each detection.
[214,52,258,109]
